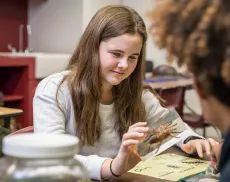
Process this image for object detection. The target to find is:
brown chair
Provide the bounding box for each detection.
[159,87,211,137]
[182,102,210,137]
[145,60,154,73]
[159,86,185,117]
[153,64,178,77]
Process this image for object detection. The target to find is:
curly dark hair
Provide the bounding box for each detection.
[149,0,230,107]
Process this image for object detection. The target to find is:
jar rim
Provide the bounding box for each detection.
[3,133,79,158]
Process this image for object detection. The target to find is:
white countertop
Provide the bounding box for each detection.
[0,52,72,79]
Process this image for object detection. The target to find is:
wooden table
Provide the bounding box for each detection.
[0,107,23,128]
[93,146,207,182]
[144,77,193,90]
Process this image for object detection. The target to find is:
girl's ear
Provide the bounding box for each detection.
[193,79,208,100]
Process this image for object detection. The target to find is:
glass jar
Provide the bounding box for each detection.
[0,133,91,182]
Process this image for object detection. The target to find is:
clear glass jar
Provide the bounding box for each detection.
[0,133,91,182]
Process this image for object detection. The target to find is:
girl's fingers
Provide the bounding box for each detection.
[207,138,219,147]
[181,143,194,154]
[193,142,204,158]
[185,139,220,158]
[129,122,147,129]
[123,132,144,141]
[128,126,149,133]
[190,139,212,157]
[203,140,211,156]
[122,139,139,147]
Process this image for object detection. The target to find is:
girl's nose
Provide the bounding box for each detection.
[118,58,128,69]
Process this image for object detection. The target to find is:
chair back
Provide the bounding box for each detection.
[159,87,185,117]
[145,60,154,73]
[153,64,178,77]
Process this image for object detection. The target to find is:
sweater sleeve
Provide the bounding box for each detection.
[33,74,108,180]
[142,90,204,148]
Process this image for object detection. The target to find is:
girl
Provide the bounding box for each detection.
[33,5,217,180]
[149,0,230,181]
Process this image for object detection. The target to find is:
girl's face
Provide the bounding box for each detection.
[99,33,143,90]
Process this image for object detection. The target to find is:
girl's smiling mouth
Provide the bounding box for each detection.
[111,70,125,75]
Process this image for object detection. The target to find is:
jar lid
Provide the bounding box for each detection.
[3,133,79,158]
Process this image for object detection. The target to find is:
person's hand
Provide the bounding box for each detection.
[111,122,149,176]
[210,142,222,174]
[181,138,219,158]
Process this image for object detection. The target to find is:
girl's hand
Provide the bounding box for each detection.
[111,122,149,176]
[181,138,219,158]
[210,142,222,174]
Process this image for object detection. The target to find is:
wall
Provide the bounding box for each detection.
[28,0,83,54]
[82,0,122,31]
[0,0,28,52]
[122,0,168,67]
[27,0,168,63]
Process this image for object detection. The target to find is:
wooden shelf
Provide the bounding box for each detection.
[0,56,38,128]
[2,95,24,102]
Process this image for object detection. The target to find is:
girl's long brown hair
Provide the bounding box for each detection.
[149,0,230,107]
[57,5,148,145]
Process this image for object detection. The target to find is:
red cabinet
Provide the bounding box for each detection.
[0,56,39,128]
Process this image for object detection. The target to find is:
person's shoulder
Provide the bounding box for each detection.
[35,71,70,94]
[142,89,158,101]
[40,70,70,85]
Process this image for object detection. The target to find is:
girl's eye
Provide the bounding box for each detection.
[129,56,138,61]
[112,52,121,58]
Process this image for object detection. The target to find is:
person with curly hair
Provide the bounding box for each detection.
[149,0,230,181]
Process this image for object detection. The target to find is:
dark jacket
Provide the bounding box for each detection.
[219,129,230,182]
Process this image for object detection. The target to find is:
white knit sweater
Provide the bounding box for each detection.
[33,71,201,180]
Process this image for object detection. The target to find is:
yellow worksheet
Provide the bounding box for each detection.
[129,153,210,181]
